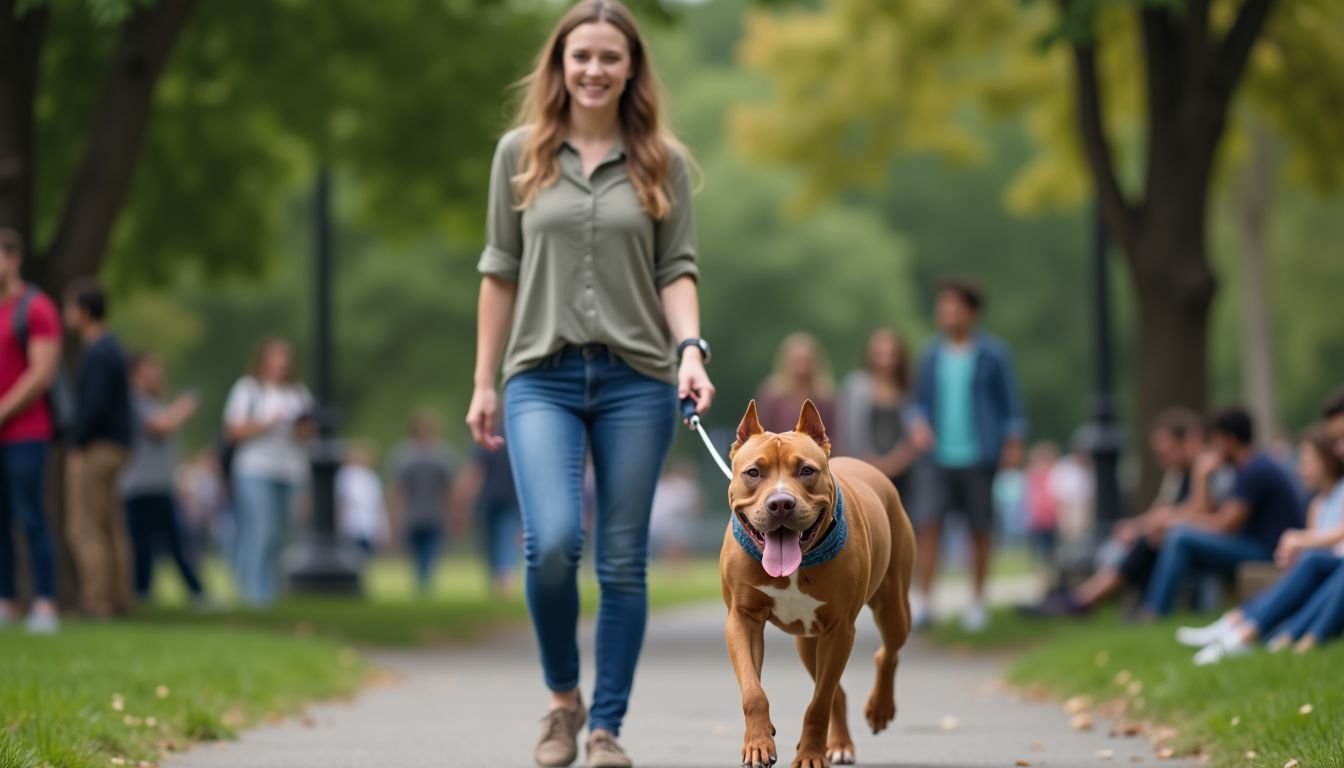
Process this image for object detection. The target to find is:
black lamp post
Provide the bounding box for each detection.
[1084,200,1124,536]
[287,167,362,595]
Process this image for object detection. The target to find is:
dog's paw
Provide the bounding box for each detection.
[741,728,777,768]
[791,748,830,768]
[864,691,896,734]
[826,744,855,765]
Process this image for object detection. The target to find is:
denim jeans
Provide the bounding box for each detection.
[1273,555,1344,642]
[504,346,676,736]
[1144,525,1272,616]
[0,441,55,600]
[233,474,297,606]
[124,493,204,600]
[407,524,440,593]
[1241,549,1343,635]
[477,500,521,579]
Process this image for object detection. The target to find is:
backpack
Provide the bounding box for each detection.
[13,285,76,442]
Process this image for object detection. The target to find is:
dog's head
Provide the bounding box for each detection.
[728,399,836,579]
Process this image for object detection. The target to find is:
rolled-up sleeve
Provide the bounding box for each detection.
[477,132,524,281]
[653,151,699,287]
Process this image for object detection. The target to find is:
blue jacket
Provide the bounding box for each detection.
[911,332,1026,469]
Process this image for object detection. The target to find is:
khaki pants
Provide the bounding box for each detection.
[66,442,131,616]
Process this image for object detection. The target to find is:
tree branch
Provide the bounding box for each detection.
[0,0,49,244]
[40,0,197,293]
[1071,40,1138,252]
[1210,0,1275,104]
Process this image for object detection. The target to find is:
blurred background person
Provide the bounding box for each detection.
[223,337,314,607]
[754,332,837,437]
[909,278,1026,633]
[1049,439,1096,566]
[648,460,701,566]
[836,326,918,499]
[336,440,388,558]
[176,448,225,569]
[452,440,520,599]
[120,351,207,606]
[388,410,458,595]
[0,228,62,633]
[1023,441,1061,565]
[64,277,132,619]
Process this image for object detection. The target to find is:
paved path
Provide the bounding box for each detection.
[170,578,1190,768]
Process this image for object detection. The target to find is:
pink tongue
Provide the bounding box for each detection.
[762,528,803,578]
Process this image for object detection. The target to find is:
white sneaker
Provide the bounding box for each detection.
[25,610,59,635]
[961,601,989,634]
[1176,615,1233,648]
[911,593,934,631]
[1193,637,1250,666]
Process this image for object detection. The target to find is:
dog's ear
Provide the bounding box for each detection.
[730,400,764,458]
[794,399,831,456]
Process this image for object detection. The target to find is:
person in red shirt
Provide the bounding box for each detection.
[0,228,63,634]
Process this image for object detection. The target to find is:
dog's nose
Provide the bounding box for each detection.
[765,493,796,518]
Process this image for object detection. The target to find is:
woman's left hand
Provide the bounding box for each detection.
[678,353,715,421]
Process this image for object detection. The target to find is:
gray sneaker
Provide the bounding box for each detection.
[586,731,632,768]
[535,700,586,767]
[25,610,59,635]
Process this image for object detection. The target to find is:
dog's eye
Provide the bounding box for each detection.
[799,466,816,477]
[744,468,760,479]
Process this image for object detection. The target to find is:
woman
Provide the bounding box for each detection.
[1179,425,1344,663]
[754,332,835,437]
[465,3,714,766]
[120,352,206,605]
[224,338,313,606]
[836,327,916,496]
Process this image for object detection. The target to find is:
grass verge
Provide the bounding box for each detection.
[931,607,1344,767]
[134,556,724,647]
[0,624,363,768]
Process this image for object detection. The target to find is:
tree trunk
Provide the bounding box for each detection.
[1237,120,1277,444]
[0,1,47,243]
[37,0,197,294]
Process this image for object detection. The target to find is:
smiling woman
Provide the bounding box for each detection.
[463,2,715,767]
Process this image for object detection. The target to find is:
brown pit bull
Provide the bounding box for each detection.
[720,400,915,768]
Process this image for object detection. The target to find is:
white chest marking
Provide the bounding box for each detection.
[755,577,826,635]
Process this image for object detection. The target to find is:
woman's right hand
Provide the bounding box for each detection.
[466,386,505,451]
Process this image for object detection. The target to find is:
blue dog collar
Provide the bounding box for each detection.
[731,484,847,569]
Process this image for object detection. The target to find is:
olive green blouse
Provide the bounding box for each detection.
[477,126,699,385]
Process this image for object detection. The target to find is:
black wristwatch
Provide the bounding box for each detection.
[677,337,711,365]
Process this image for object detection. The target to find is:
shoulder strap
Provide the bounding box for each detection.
[13,285,37,360]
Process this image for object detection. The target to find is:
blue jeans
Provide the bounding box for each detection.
[407,524,440,593]
[233,474,297,606]
[1273,556,1344,642]
[0,442,55,600]
[477,500,521,579]
[1242,549,1344,635]
[504,346,676,736]
[1144,526,1272,616]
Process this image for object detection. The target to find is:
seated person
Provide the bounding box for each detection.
[1178,425,1344,663]
[1140,406,1303,618]
[1021,408,1205,616]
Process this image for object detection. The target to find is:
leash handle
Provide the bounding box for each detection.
[679,395,700,425]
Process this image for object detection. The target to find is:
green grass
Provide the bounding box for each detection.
[0,624,363,768]
[930,608,1344,767]
[134,555,725,647]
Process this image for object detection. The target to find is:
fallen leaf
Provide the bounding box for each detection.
[155,686,170,699]
[1127,681,1144,696]
[1030,742,1043,751]
[301,715,316,728]
[1230,716,1241,727]
[1245,752,1257,760]
[1157,748,1175,759]
[1298,704,1313,715]
[1114,670,1133,686]
[111,694,125,712]
[110,759,127,766]
[1285,760,1300,768]
[1064,695,1093,714]
[144,717,157,728]
[1070,713,1095,731]
[1095,749,1115,760]
[1015,761,1032,767]
[1116,722,1143,737]
[939,715,959,732]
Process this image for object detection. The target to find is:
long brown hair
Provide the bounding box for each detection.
[863,326,910,394]
[248,337,298,385]
[767,333,835,399]
[510,0,686,219]
[1303,424,1344,484]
